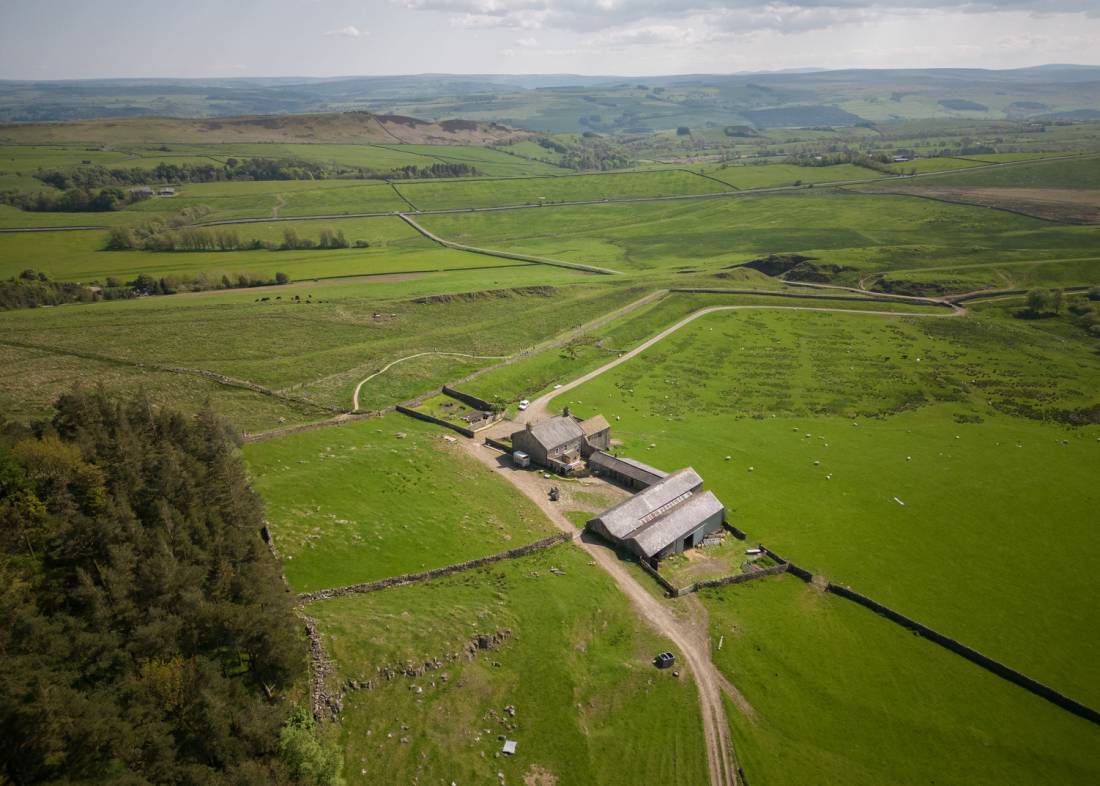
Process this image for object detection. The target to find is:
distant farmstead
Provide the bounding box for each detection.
[587,467,726,563]
[510,409,728,562]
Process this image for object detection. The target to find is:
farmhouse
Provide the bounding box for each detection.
[586,468,725,563]
[510,409,591,473]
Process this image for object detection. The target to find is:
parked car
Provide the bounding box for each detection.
[654,651,676,669]
[518,399,530,411]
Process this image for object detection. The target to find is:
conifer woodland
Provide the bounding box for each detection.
[0,389,340,785]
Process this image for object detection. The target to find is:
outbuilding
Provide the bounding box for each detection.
[586,467,726,562]
[579,414,611,451]
[588,450,668,490]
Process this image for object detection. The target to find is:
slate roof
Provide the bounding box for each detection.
[588,451,667,486]
[521,415,584,452]
[594,468,704,540]
[579,414,610,436]
[588,467,725,558]
[629,491,725,558]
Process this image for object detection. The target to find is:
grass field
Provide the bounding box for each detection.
[706,162,875,189]
[898,155,1100,189]
[704,575,1100,786]
[3,118,1100,785]
[244,414,556,593]
[307,545,708,786]
[548,307,1100,704]
[394,169,732,210]
[418,188,1100,277]
[461,291,949,406]
[0,272,643,428]
[0,216,541,282]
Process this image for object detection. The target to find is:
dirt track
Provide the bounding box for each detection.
[459,440,742,786]
[519,302,962,425]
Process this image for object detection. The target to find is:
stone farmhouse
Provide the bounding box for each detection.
[510,409,610,474]
[586,467,726,564]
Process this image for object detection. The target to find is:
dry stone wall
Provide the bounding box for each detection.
[298,533,571,604]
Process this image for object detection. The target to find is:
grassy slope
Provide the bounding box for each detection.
[704,575,1100,786]
[308,546,708,786]
[462,291,947,406]
[394,169,731,210]
[0,267,626,428]
[894,155,1100,189]
[0,216,526,282]
[244,414,555,593]
[419,188,1100,277]
[549,308,1100,704]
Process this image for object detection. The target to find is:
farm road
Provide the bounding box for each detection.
[518,302,962,425]
[350,351,507,412]
[460,438,743,786]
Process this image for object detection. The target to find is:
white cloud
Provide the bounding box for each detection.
[517,36,539,46]
[401,0,1100,35]
[324,25,365,38]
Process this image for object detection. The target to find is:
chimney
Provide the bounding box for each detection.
[525,421,533,431]
[562,406,570,417]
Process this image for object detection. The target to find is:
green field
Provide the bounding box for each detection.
[3,113,1100,786]
[704,575,1100,785]
[706,162,875,189]
[549,306,1100,704]
[0,272,643,428]
[395,169,732,210]
[244,414,556,593]
[0,217,530,283]
[418,188,1100,277]
[896,155,1100,188]
[307,546,708,786]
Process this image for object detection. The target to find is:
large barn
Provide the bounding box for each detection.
[586,467,725,563]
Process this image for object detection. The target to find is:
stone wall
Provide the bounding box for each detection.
[754,543,1100,727]
[302,614,341,721]
[689,563,789,593]
[298,532,572,604]
[636,557,681,596]
[825,583,1100,727]
[394,404,476,438]
[441,385,494,412]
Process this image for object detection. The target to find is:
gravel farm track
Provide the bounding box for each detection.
[469,294,965,786]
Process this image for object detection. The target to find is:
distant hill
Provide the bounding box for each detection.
[0,65,1098,132]
[0,111,533,145]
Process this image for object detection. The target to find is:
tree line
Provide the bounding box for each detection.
[0,268,295,310]
[34,158,481,191]
[0,269,100,310]
[0,388,343,784]
[107,225,365,253]
[0,185,150,213]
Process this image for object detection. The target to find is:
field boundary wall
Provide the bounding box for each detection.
[298,532,571,603]
[441,385,494,411]
[668,287,954,311]
[758,545,1100,726]
[394,403,476,437]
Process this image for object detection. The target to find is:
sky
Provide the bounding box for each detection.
[1,0,1098,80]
